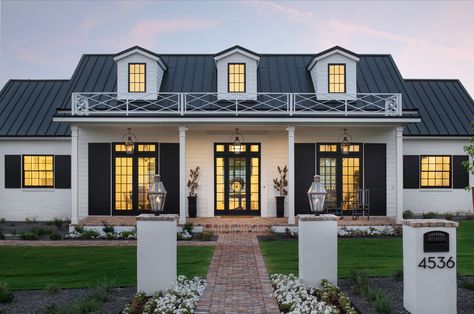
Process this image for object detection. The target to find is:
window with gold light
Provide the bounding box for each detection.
[129,63,146,92]
[228,63,245,92]
[328,64,346,93]
[420,156,451,188]
[23,155,54,187]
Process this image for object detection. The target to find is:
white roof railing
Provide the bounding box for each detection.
[71,92,403,117]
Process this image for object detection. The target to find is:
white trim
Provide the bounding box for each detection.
[307,49,360,70]
[0,137,71,141]
[214,48,260,63]
[403,136,471,140]
[396,127,403,224]
[53,117,421,124]
[287,126,295,224]
[71,126,79,225]
[113,48,167,71]
[179,126,187,224]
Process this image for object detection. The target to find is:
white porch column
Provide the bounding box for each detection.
[71,126,79,225]
[396,126,403,223]
[287,126,296,224]
[179,126,187,224]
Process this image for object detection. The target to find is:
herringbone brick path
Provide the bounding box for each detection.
[195,234,280,314]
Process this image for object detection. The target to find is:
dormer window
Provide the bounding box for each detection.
[228,63,246,93]
[129,63,146,93]
[328,64,346,93]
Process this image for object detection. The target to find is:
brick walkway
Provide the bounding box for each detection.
[196,234,280,314]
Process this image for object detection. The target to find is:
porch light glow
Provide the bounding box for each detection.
[148,174,167,215]
[230,128,245,154]
[122,128,137,155]
[338,128,352,155]
[307,175,327,215]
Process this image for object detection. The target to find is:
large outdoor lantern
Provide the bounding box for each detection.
[307,175,327,215]
[338,128,352,155]
[148,174,167,215]
[230,128,245,154]
[122,128,137,155]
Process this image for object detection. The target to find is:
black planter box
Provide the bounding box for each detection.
[188,196,197,218]
[276,196,285,218]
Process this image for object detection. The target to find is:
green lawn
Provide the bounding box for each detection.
[260,221,474,277]
[0,246,215,290]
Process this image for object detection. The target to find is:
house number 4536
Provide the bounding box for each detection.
[418,256,455,269]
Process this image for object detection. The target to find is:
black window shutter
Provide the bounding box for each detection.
[364,144,387,216]
[5,155,21,188]
[54,155,71,189]
[88,143,111,215]
[453,155,469,189]
[295,143,315,215]
[403,155,420,189]
[160,143,179,214]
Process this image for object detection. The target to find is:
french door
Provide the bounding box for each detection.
[112,143,158,215]
[317,143,362,212]
[214,143,261,215]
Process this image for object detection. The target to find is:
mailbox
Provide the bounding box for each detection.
[423,231,449,253]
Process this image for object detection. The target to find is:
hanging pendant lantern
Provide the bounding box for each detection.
[338,128,352,155]
[148,174,167,215]
[307,175,327,216]
[230,128,245,154]
[122,128,137,155]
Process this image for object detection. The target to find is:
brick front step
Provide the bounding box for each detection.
[197,224,273,235]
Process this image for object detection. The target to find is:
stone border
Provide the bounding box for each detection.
[402,219,459,228]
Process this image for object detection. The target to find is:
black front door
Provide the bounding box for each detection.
[214,143,261,215]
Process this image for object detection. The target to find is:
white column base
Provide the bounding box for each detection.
[403,219,458,314]
[299,214,338,287]
[137,214,177,295]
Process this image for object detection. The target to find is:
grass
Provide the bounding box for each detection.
[260,221,474,277]
[0,245,214,290]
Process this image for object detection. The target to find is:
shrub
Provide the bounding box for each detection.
[402,210,414,219]
[46,218,67,229]
[25,217,37,224]
[74,225,85,233]
[36,227,54,236]
[0,281,13,303]
[374,294,392,314]
[101,221,114,233]
[49,232,62,241]
[393,269,403,281]
[196,230,215,241]
[422,211,437,219]
[0,230,4,240]
[183,223,194,234]
[45,282,61,294]
[460,278,474,291]
[444,212,454,220]
[349,269,369,295]
[81,229,100,239]
[20,231,39,240]
[0,218,5,223]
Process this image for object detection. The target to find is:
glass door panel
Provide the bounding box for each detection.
[319,157,337,192]
[342,157,360,210]
[228,157,247,210]
[115,157,133,211]
[138,157,156,210]
[250,157,259,211]
[216,157,225,211]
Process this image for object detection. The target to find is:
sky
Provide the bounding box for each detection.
[1,0,474,95]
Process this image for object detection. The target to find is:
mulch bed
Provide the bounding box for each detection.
[339,276,474,314]
[0,287,135,314]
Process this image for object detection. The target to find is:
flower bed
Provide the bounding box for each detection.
[64,227,137,240]
[270,274,357,314]
[122,276,206,314]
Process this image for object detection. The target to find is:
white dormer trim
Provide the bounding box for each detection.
[114,48,167,71]
[214,48,260,64]
[307,48,359,71]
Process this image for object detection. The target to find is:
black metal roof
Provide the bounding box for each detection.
[0,80,70,137]
[0,50,473,137]
[404,79,474,136]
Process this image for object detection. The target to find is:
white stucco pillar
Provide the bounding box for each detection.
[299,214,338,287]
[396,126,403,223]
[403,219,458,314]
[287,127,296,224]
[71,126,79,225]
[137,214,177,295]
[179,126,187,224]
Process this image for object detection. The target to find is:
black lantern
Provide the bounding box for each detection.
[338,128,352,155]
[230,128,245,154]
[122,128,137,155]
[148,174,167,215]
[307,175,327,215]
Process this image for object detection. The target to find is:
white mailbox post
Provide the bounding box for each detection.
[403,219,458,314]
[299,214,338,287]
[136,214,177,296]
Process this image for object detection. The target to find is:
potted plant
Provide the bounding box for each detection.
[273,165,288,218]
[187,166,200,218]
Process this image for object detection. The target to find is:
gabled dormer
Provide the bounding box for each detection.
[307,46,360,100]
[214,45,260,100]
[113,46,167,100]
